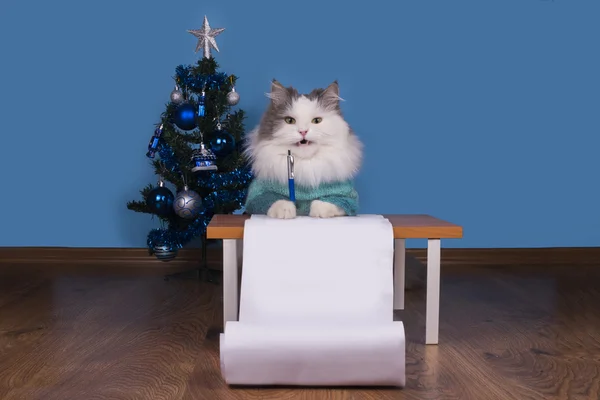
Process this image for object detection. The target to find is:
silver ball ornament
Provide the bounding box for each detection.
[227,87,240,105]
[170,85,184,104]
[153,243,178,262]
[173,185,203,219]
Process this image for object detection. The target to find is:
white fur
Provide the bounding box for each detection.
[309,200,345,218]
[267,199,297,219]
[244,95,363,188]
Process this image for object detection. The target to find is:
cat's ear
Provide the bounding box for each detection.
[266,79,288,105]
[271,79,285,92]
[324,80,339,97]
[320,80,344,111]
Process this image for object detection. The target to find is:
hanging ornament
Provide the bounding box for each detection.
[191,132,218,172]
[170,84,184,104]
[209,120,235,156]
[198,90,206,117]
[191,143,218,172]
[153,243,178,262]
[227,87,240,106]
[226,77,240,106]
[173,102,197,131]
[145,177,175,216]
[173,184,203,219]
[146,124,164,158]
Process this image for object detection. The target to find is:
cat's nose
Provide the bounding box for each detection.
[298,130,308,137]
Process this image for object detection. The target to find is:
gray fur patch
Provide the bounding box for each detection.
[307,81,342,113]
[257,80,300,140]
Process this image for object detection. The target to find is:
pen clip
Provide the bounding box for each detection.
[287,150,294,179]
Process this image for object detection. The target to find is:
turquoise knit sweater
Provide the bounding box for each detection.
[244,178,359,216]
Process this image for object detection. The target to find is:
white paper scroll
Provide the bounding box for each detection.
[220,215,406,387]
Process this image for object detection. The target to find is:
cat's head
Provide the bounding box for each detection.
[244,80,363,187]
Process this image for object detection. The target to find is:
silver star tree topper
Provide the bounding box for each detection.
[187,16,225,59]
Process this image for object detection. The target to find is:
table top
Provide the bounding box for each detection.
[206,214,463,240]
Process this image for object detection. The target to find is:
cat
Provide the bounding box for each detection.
[243,79,363,219]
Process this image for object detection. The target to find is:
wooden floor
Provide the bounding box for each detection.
[1,262,599,400]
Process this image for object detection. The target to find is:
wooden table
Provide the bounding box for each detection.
[207,214,463,345]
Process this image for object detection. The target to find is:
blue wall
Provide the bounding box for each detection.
[1,0,598,248]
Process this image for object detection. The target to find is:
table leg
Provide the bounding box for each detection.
[236,239,244,272]
[426,239,441,345]
[393,239,406,310]
[223,239,239,328]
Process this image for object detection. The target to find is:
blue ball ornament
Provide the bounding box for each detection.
[173,102,197,131]
[173,186,203,219]
[146,180,174,216]
[210,129,235,156]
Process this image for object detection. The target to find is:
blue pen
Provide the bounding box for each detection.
[287,150,295,202]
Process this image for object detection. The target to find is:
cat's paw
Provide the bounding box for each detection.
[267,200,297,219]
[309,200,346,218]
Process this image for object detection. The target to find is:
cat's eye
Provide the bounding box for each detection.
[284,117,296,124]
[312,117,323,124]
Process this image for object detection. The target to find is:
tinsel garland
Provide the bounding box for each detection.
[147,213,210,252]
[175,65,228,92]
[196,166,253,190]
[157,141,180,173]
[201,188,249,212]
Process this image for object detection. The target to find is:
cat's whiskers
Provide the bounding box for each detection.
[310,127,333,138]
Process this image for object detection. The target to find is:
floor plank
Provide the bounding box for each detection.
[0,264,599,399]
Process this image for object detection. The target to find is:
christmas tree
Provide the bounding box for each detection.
[127,16,252,263]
